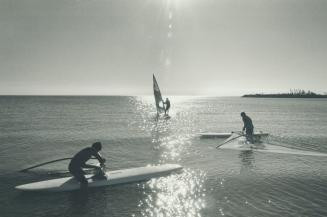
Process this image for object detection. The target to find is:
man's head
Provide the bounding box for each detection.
[92,142,102,151]
[240,112,246,117]
[166,98,169,100]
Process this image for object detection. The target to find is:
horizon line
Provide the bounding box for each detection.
[0,94,241,97]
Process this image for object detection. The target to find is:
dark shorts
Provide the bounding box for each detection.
[246,128,253,136]
[68,163,87,184]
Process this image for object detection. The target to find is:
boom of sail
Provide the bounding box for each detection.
[153,74,165,113]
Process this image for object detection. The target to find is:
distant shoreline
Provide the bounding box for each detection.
[243,94,327,98]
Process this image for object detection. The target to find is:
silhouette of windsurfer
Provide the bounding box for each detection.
[241,112,254,144]
[164,98,170,115]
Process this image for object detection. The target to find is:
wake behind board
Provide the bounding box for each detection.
[15,164,182,192]
[199,132,269,138]
[164,114,171,119]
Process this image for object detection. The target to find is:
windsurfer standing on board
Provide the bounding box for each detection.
[164,98,170,115]
[68,142,106,190]
[241,112,254,144]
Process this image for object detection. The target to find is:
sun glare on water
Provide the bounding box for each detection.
[137,170,207,217]
[131,96,207,216]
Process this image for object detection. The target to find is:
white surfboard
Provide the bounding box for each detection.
[15,164,183,192]
[199,132,269,138]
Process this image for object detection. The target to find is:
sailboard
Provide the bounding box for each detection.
[15,164,183,192]
[218,133,327,157]
[199,132,269,139]
[153,74,165,114]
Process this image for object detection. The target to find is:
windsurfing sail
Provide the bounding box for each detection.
[217,133,327,157]
[153,74,165,113]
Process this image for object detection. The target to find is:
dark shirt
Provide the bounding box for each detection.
[165,100,170,108]
[70,147,103,167]
[242,116,254,130]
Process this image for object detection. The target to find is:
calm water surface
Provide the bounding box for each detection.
[0,96,327,217]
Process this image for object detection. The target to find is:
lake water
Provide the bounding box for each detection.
[1,96,327,217]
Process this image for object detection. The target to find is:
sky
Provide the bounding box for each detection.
[1,0,327,96]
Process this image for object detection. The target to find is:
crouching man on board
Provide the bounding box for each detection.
[241,112,254,144]
[68,142,106,190]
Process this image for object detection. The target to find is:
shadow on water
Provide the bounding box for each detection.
[65,189,106,217]
[12,183,151,217]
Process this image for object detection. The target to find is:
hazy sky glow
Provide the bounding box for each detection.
[1,0,326,95]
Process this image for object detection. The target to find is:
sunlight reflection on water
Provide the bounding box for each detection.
[132,96,207,216]
[137,169,207,217]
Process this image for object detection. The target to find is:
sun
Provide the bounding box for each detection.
[165,0,194,10]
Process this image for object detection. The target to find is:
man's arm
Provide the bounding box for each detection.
[93,151,106,166]
[161,101,166,109]
[242,118,246,131]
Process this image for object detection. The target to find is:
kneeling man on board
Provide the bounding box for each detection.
[241,112,254,144]
[68,142,106,190]
[164,98,170,115]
